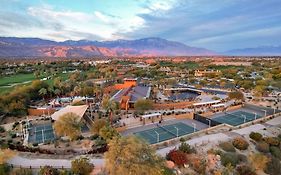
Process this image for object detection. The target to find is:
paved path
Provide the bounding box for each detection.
[8,156,104,169]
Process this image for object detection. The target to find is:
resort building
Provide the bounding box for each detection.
[111,78,151,110]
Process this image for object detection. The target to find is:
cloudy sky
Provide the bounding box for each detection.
[1,0,281,51]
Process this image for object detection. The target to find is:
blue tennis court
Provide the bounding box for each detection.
[28,123,56,144]
[134,122,197,144]
[212,111,262,126]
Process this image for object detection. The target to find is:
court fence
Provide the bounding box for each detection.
[193,113,222,127]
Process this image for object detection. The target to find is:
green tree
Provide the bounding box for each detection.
[228,91,244,101]
[134,99,153,114]
[99,124,120,142]
[39,166,59,175]
[91,119,107,134]
[39,88,47,99]
[54,112,81,140]
[105,136,165,175]
[71,157,94,175]
[102,96,118,125]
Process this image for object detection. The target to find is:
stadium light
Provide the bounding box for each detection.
[261,109,267,117]
[242,114,246,123]
[192,123,196,133]
[206,119,211,128]
[174,127,179,137]
[155,131,159,143]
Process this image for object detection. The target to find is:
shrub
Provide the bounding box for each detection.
[32,143,38,147]
[39,166,59,175]
[236,164,256,175]
[162,167,175,175]
[220,152,239,167]
[270,146,281,160]
[178,142,196,154]
[232,137,249,150]
[207,148,222,155]
[264,137,280,146]
[0,164,11,175]
[71,157,94,175]
[219,142,236,152]
[10,168,33,175]
[237,154,248,163]
[249,132,262,141]
[12,122,19,129]
[249,153,269,171]
[166,149,188,167]
[256,141,270,153]
[0,126,5,133]
[265,156,281,175]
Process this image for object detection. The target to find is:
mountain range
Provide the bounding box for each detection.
[0,37,215,58]
[0,37,280,57]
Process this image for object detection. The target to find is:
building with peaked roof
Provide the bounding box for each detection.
[111,78,151,110]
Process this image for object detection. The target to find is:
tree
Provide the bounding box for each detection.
[228,91,244,101]
[0,149,15,164]
[71,157,94,175]
[39,166,59,175]
[53,112,81,140]
[134,99,153,114]
[105,136,164,175]
[91,119,107,134]
[249,153,269,172]
[39,88,47,100]
[102,95,118,125]
[99,124,120,142]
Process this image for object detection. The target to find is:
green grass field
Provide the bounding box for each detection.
[0,73,36,87]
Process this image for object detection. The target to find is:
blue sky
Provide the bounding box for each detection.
[0,0,281,51]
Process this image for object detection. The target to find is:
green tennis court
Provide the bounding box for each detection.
[28,123,56,144]
[134,122,197,144]
[212,111,262,126]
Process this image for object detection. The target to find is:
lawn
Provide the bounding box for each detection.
[0,73,36,87]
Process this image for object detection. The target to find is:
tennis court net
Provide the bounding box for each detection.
[157,124,178,137]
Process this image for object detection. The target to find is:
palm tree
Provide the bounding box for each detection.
[102,95,118,125]
[39,88,47,101]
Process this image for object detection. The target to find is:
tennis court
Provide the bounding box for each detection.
[28,123,56,144]
[134,122,197,144]
[212,111,262,126]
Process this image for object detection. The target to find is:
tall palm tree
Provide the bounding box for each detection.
[102,95,118,125]
[39,88,47,101]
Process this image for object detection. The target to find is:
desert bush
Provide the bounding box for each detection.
[237,154,248,163]
[166,149,188,167]
[265,156,281,175]
[270,146,281,160]
[249,132,262,142]
[10,168,33,175]
[264,137,280,146]
[220,152,239,167]
[39,166,59,175]
[178,142,196,154]
[188,155,207,174]
[0,126,5,133]
[236,164,256,175]
[207,148,222,155]
[249,153,269,171]
[256,141,270,153]
[0,164,10,175]
[219,141,236,152]
[232,137,249,150]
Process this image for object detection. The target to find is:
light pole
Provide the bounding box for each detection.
[242,114,246,123]
[155,131,159,143]
[42,130,45,143]
[192,123,196,133]
[206,119,211,128]
[254,112,257,120]
[174,127,179,137]
[261,109,267,117]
